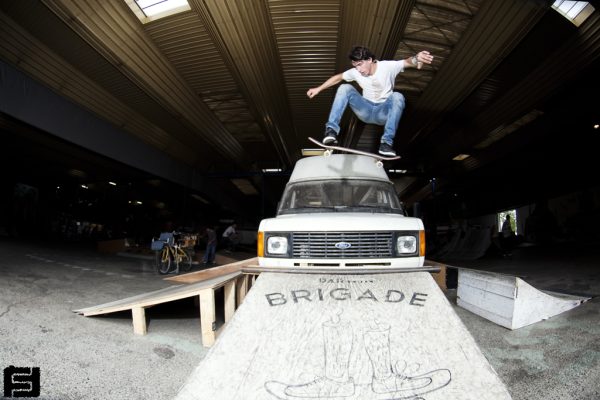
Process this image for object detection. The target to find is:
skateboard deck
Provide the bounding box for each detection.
[308,137,401,164]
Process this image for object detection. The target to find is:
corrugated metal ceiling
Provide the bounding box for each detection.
[1,0,599,214]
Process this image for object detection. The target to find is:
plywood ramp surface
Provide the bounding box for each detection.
[165,257,258,284]
[176,272,512,400]
[74,271,241,316]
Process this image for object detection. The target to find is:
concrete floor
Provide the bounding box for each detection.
[438,242,600,400]
[0,239,598,399]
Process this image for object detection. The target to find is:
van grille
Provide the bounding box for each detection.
[292,232,393,258]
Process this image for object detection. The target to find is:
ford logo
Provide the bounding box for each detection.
[335,242,352,250]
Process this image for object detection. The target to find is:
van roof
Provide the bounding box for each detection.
[289,154,390,183]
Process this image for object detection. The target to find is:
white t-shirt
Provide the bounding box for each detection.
[223,225,236,238]
[342,60,405,103]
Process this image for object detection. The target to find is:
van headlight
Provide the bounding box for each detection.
[267,236,289,255]
[396,235,417,254]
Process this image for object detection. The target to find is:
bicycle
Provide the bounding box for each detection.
[151,232,194,275]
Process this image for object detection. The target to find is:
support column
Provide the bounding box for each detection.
[132,306,147,335]
[199,289,216,347]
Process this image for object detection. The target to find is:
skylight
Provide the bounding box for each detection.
[551,1,595,27]
[125,0,191,24]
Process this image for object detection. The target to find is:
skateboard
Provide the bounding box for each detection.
[308,137,400,167]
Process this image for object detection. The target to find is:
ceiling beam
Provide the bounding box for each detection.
[431,11,600,168]
[398,0,550,150]
[0,10,202,166]
[40,0,252,167]
[190,0,300,167]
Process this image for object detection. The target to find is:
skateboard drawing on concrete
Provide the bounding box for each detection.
[264,311,451,400]
[308,137,401,168]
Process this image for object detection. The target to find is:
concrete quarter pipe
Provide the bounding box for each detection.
[176,272,512,400]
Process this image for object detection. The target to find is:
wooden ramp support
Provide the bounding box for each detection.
[74,258,257,347]
[175,272,513,400]
[457,269,590,330]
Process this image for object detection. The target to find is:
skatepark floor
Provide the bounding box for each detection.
[1,238,598,400]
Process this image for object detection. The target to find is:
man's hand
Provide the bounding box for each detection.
[306,73,344,99]
[415,51,434,69]
[306,87,321,99]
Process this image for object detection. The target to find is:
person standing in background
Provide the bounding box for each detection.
[203,226,217,265]
[222,223,238,253]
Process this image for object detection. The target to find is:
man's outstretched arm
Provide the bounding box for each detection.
[404,50,434,69]
[306,73,344,99]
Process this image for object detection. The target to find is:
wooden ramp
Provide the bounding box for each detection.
[175,272,512,400]
[457,269,590,330]
[165,257,257,284]
[74,258,258,346]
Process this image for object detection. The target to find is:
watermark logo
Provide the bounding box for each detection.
[3,366,40,398]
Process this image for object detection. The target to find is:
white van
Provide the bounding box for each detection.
[257,154,425,270]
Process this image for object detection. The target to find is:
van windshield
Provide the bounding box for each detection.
[277,179,404,215]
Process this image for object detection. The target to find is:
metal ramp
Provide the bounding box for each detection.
[175,271,512,400]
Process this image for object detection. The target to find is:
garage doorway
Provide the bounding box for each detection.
[498,209,517,235]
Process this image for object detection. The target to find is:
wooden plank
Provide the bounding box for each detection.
[166,257,257,284]
[430,263,448,290]
[235,274,249,307]
[198,289,216,347]
[75,285,185,315]
[74,272,241,316]
[223,280,235,322]
[131,307,146,335]
[175,272,512,399]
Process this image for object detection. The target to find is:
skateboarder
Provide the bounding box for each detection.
[306,46,433,157]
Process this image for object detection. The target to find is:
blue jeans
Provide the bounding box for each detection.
[203,242,216,264]
[326,84,405,145]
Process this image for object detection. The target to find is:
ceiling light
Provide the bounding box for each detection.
[453,154,470,161]
[80,184,88,189]
[108,181,117,186]
[594,124,599,129]
[262,168,283,173]
[388,169,408,174]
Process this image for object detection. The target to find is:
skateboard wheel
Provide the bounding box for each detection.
[376,160,383,168]
[324,150,332,157]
